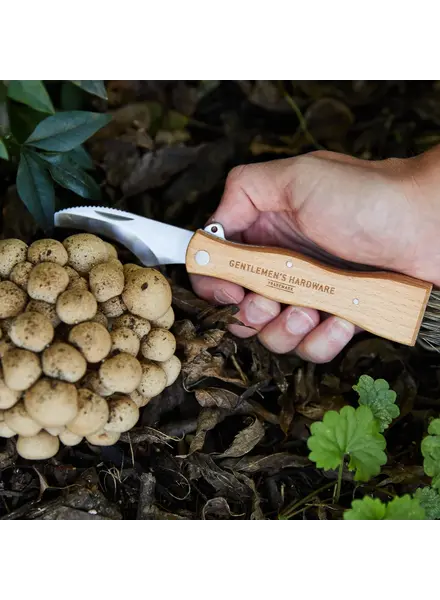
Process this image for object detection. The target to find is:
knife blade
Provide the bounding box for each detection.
[54,205,433,347]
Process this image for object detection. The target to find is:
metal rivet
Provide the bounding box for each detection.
[286,261,293,268]
[195,250,210,266]
[353,298,359,305]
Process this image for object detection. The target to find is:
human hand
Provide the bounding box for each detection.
[191,147,440,363]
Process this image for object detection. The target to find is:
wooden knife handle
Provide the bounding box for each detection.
[186,230,433,346]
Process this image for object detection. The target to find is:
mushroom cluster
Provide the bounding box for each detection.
[0,235,180,460]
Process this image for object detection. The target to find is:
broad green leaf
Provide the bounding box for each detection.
[307,405,387,481]
[60,82,85,111]
[0,138,8,160]
[415,487,440,519]
[71,81,108,100]
[7,80,54,114]
[40,153,100,200]
[421,418,440,489]
[344,495,425,520]
[16,150,55,231]
[66,145,94,170]
[8,102,47,143]
[25,111,112,152]
[353,374,400,431]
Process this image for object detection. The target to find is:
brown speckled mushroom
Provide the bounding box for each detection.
[59,429,83,447]
[89,262,124,302]
[151,306,175,330]
[99,295,126,318]
[90,311,108,328]
[27,239,68,266]
[122,268,171,320]
[129,389,145,408]
[56,289,97,324]
[103,242,118,259]
[0,411,16,438]
[63,233,108,274]
[99,353,142,394]
[16,431,59,459]
[86,429,120,446]
[27,263,69,303]
[104,396,139,433]
[4,401,41,436]
[137,360,167,398]
[0,338,14,359]
[107,258,123,270]
[9,311,54,352]
[141,328,176,362]
[26,299,61,328]
[113,313,151,339]
[123,263,142,282]
[68,322,111,363]
[159,355,181,387]
[0,281,28,318]
[0,239,28,277]
[110,327,140,357]
[66,389,109,436]
[24,378,78,427]
[0,367,20,409]
[2,348,42,391]
[82,371,113,397]
[9,261,33,291]
[42,342,87,383]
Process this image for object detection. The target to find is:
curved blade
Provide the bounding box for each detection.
[54,206,193,266]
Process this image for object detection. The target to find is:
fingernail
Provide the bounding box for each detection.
[328,318,355,342]
[245,297,278,324]
[286,308,315,336]
[214,289,240,305]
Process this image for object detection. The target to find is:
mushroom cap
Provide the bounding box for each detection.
[45,426,64,436]
[26,299,61,328]
[141,328,176,362]
[64,265,81,282]
[2,348,42,391]
[0,319,12,335]
[42,342,87,383]
[90,311,108,328]
[66,388,109,436]
[82,371,113,397]
[99,353,142,393]
[59,429,83,447]
[113,313,151,339]
[16,431,59,460]
[0,239,28,277]
[99,295,126,317]
[129,389,145,408]
[9,311,54,352]
[0,281,28,318]
[24,378,78,427]
[0,417,16,438]
[0,367,20,409]
[137,360,167,398]
[86,429,120,446]
[27,239,68,266]
[67,276,88,292]
[107,258,123,270]
[4,401,42,436]
[151,306,175,330]
[104,396,139,433]
[68,322,112,363]
[159,355,181,387]
[89,262,124,302]
[0,338,14,359]
[56,289,97,324]
[110,327,140,357]
[103,242,118,259]
[27,262,69,303]
[9,261,33,290]
[122,268,172,320]
[123,263,142,281]
[63,233,108,274]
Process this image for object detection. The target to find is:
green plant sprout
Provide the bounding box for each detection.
[0,80,111,231]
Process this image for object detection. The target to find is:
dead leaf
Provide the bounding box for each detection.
[296,395,348,421]
[182,350,245,388]
[195,388,240,410]
[217,418,265,458]
[220,452,311,475]
[278,391,295,435]
[305,98,354,141]
[189,408,228,454]
[185,453,252,501]
[202,497,239,519]
[175,322,226,362]
[238,81,291,113]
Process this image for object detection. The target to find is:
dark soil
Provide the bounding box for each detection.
[1,81,440,520]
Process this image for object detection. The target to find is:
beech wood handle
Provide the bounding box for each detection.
[185,231,433,346]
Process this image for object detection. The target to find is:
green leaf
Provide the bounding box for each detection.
[40,153,100,200]
[344,495,425,520]
[421,418,440,488]
[25,111,112,152]
[415,487,440,519]
[66,145,94,170]
[16,150,55,231]
[60,82,85,111]
[353,374,400,431]
[7,81,55,114]
[0,138,8,160]
[8,102,47,143]
[307,405,387,482]
[71,81,108,100]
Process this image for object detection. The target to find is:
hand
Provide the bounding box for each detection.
[191,147,440,363]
